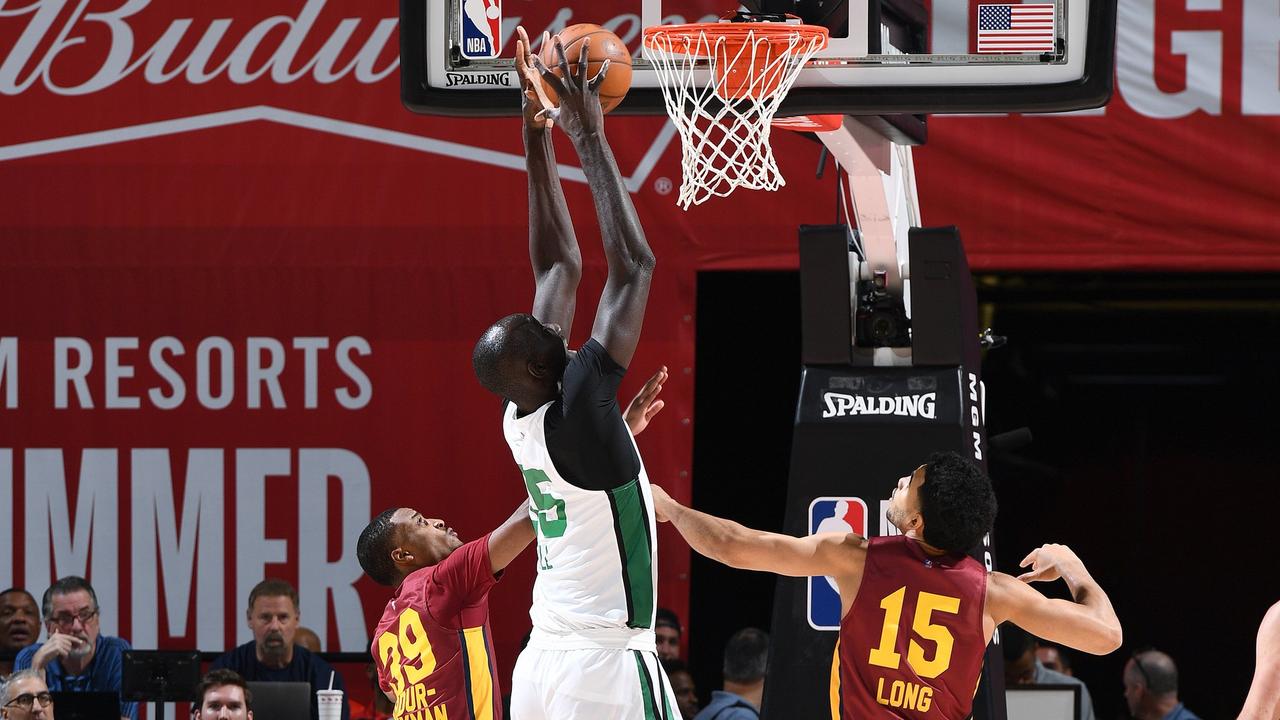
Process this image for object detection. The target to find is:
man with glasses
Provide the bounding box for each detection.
[1,669,55,719]
[193,669,253,720]
[1123,649,1201,720]
[14,576,136,720]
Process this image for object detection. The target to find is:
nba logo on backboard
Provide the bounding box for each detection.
[460,0,502,59]
[807,497,868,630]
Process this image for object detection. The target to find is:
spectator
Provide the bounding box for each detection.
[0,590,39,676]
[15,576,135,720]
[693,628,768,720]
[1,668,55,720]
[210,579,348,720]
[294,627,322,653]
[193,669,252,720]
[347,664,392,720]
[1124,649,1201,720]
[1238,600,1280,720]
[656,608,683,662]
[662,658,699,719]
[1037,643,1073,676]
[1002,624,1095,720]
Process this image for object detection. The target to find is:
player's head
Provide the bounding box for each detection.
[357,507,464,586]
[472,313,569,407]
[886,451,997,555]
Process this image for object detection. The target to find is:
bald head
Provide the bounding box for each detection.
[1128,650,1179,695]
[472,313,568,407]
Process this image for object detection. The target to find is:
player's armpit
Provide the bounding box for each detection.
[487,500,536,574]
[986,572,1123,655]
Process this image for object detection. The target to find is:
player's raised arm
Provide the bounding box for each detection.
[518,28,582,331]
[987,543,1123,656]
[534,39,654,368]
[650,485,864,580]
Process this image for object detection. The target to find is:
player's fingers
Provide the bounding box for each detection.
[530,55,567,100]
[589,59,611,93]
[1019,549,1038,568]
[553,38,575,91]
[645,399,665,419]
[576,37,591,88]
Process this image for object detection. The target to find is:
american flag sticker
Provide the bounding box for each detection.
[977,3,1056,54]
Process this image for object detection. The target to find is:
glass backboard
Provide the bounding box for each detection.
[400,0,1117,116]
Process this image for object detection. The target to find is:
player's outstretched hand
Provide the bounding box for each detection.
[624,366,668,436]
[531,35,607,144]
[516,27,553,130]
[649,484,675,523]
[1017,543,1087,584]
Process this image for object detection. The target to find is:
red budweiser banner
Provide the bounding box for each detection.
[1,0,1277,712]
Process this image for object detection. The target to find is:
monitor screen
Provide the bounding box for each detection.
[1007,684,1081,720]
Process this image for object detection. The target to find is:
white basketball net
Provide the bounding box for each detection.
[644,25,826,209]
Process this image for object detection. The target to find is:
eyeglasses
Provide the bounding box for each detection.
[47,608,98,628]
[1130,646,1156,688]
[4,692,54,711]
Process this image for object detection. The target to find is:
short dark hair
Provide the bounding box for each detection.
[655,607,681,633]
[357,508,402,586]
[42,576,98,617]
[0,588,38,614]
[919,452,997,555]
[723,627,769,684]
[1000,623,1036,661]
[248,578,298,612]
[195,668,253,708]
[661,657,689,675]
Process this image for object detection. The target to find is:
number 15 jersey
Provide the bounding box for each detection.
[839,535,987,719]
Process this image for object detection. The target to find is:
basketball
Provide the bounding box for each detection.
[538,24,633,113]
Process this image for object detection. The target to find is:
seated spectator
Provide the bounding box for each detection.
[1037,643,1073,676]
[662,658,699,720]
[211,579,348,720]
[693,628,768,720]
[194,669,253,720]
[0,590,39,676]
[1124,649,1201,720]
[1238,600,1280,720]
[656,607,683,662]
[294,627,322,653]
[1,668,55,720]
[15,576,136,720]
[1002,624,1095,720]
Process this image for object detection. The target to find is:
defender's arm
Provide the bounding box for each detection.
[987,544,1122,655]
[487,500,536,574]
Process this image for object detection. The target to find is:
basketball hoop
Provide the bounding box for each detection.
[643,14,829,208]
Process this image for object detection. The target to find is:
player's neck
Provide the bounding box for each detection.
[722,679,763,710]
[904,528,948,556]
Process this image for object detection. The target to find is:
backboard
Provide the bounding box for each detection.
[400,0,1117,117]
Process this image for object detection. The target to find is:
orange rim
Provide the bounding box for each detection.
[642,21,830,58]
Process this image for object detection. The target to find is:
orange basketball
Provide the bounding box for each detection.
[538,24,633,113]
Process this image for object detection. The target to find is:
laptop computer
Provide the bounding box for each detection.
[246,681,312,720]
[49,691,121,720]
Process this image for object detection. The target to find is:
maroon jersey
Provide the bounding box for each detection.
[372,536,502,720]
[839,535,987,719]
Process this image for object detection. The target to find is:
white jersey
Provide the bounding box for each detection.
[503,399,658,643]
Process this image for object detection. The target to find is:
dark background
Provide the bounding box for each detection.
[687,270,1280,720]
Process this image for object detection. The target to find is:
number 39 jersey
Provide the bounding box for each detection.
[503,400,658,638]
[371,537,503,720]
[839,536,987,719]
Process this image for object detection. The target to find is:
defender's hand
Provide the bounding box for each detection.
[1017,543,1086,584]
[624,366,668,436]
[531,36,608,143]
[516,27,553,130]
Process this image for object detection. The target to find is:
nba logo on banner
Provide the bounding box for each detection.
[806,497,868,630]
[460,0,502,59]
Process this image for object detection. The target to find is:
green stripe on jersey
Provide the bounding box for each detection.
[608,479,655,629]
[634,652,660,720]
